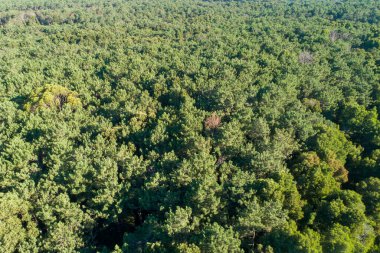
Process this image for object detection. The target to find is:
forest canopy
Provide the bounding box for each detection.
[0,0,379,252]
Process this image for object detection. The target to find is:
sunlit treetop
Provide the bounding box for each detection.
[24,84,82,112]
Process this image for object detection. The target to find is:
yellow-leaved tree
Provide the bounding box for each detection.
[24,84,81,112]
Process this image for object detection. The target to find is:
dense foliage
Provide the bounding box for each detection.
[0,0,379,252]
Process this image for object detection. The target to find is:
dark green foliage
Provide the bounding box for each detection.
[0,0,379,252]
